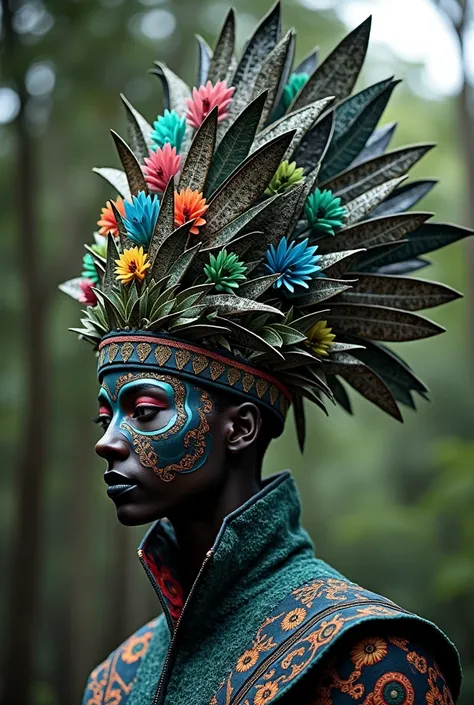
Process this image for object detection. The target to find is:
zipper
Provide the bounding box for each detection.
[229,597,410,705]
[137,549,176,634]
[152,548,215,705]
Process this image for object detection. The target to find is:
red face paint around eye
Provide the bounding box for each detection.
[99,405,112,417]
[135,396,168,409]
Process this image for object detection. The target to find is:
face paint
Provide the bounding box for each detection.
[99,371,213,482]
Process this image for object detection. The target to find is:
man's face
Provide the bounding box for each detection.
[95,369,226,525]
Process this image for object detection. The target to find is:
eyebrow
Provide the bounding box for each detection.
[98,381,169,404]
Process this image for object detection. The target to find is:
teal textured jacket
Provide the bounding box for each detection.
[83,472,461,705]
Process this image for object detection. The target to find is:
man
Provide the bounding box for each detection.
[60,3,468,703]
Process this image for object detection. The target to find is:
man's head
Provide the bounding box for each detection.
[95,368,275,526]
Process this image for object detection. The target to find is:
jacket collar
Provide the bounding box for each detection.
[138,471,314,632]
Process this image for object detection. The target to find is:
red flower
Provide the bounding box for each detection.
[143,143,181,193]
[78,278,98,306]
[174,188,208,235]
[186,80,235,129]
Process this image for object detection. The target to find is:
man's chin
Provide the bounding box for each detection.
[115,501,164,526]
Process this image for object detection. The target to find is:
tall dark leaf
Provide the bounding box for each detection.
[340,366,403,420]
[294,49,319,76]
[110,130,147,196]
[327,303,445,341]
[179,107,218,193]
[319,212,431,252]
[291,17,372,110]
[148,178,175,262]
[195,35,213,86]
[150,62,191,116]
[251,29,295,127]
[352,122,397,166]
[120,94,153,163]
[338,273,461,310]
[207,8,235,83]
[371,180,437,217]
[294,111,335,173]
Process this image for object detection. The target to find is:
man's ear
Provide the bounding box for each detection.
[225,403,262,453]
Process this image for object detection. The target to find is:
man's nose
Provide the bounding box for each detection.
[95,423,130,462]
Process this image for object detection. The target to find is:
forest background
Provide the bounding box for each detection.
[0,0,473,703]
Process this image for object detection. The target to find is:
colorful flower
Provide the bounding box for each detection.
[121,632,153,665]
[186,80,235,129]
[253,681,279,705]
[265,160,305,196]
[204,250,247,293]
[123,191,160,247]
[97,196,125,237]
[91,236,107,260]
[264,237,321,294]
[351,637,388,669]
[143,142,181,193]
[78,278,98,306]
[81,252,99,285]
[305,188,346,236]
[174,188,208,235]
[282,72,309,111]
[281,607,307,631]
[306,320,336,357]
[150,109,186,153]
[115,246,151,285]
[236,649,260,673]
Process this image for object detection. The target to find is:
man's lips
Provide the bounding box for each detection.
[104,470,138,499]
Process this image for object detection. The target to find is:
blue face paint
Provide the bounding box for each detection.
[99,371,213,482]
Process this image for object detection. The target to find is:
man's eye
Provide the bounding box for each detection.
[132,405,161,421]
[92,413,111,430]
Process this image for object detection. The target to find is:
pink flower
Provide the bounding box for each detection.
[143,143,181,193]
[79,278,98,306]
[186,80,235,129]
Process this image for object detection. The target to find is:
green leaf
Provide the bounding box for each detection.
[103,234,121,291]
[148,178,175,263]
[196,35,213,85]
[318,249,365,273]
[321,212,432,252]
[150,62,191,116]
[327,376,352,414]
[173,323,231,339]
[290,309,330,334]
[252,97,333,161]
[353,122,396,166]
[175,283,213,306]
[353,241,407,270]
[120,94,153,163]
[205,92,268,197]
[377,258,431,276]
[204,294,283,317]
[338,273,461,311]
[320,81,398,181]
[291,17,372,110]
[344,176,407,225]
[251,29,295,128]
[167,243,202,286]
[225,2,281,125]
[294,111,334,173]
[203,230,263,260]
[110,130,147,197]
[269,323,308,345]
[339,366,403,421]
[372,179,437,217]
[93,167,131,201]
[149,221,194,280]
[202,130,295,237]
[179,107,218,193]
[322,144,434,202]
[331,78,395,142]
[365,222,474,268]
[214,316,285,358]
[326,303,445,341]
[238,274,281,299]
[207,8,235,83]
[292,277,353,305]
[348,338,428,394]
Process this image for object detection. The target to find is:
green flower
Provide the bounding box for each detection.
[282,73,309,111]
[81,252,99,285]
[204,250,247,293]
[265,161,305,196]
[91,239,107,259]
[305,188,346,236]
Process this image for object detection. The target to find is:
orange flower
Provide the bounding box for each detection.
[236,649,260,673]
[174,188,208,235]
[281,607,306,631]
[351,637,388,669]
[253,681,279,705]
[97,196,125,237]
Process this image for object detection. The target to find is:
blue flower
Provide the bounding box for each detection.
[123,191,160,247]
[264,237,321,294]
[150,109,186,153]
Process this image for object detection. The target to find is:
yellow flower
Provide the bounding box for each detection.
[306,320,336,356]
[115,246,151,285]
[253,681,279,705]
[351,636,388,669]
[281,607,306,631]
[236,649,260,672]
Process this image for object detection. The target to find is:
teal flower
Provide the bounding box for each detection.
[81,252,99,285]
[150,109,186,153]
[265,161,305,196]
[204,250,247,293]
[123,191,160,247]
[305,188,346,236]
[282,73,309,111]
[264,237,321,294]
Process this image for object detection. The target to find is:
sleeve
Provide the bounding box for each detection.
[305,632,455,705]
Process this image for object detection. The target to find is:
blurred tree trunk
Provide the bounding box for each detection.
[0,1,50,703]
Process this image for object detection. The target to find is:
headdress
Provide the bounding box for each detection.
[60,3,472,448]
